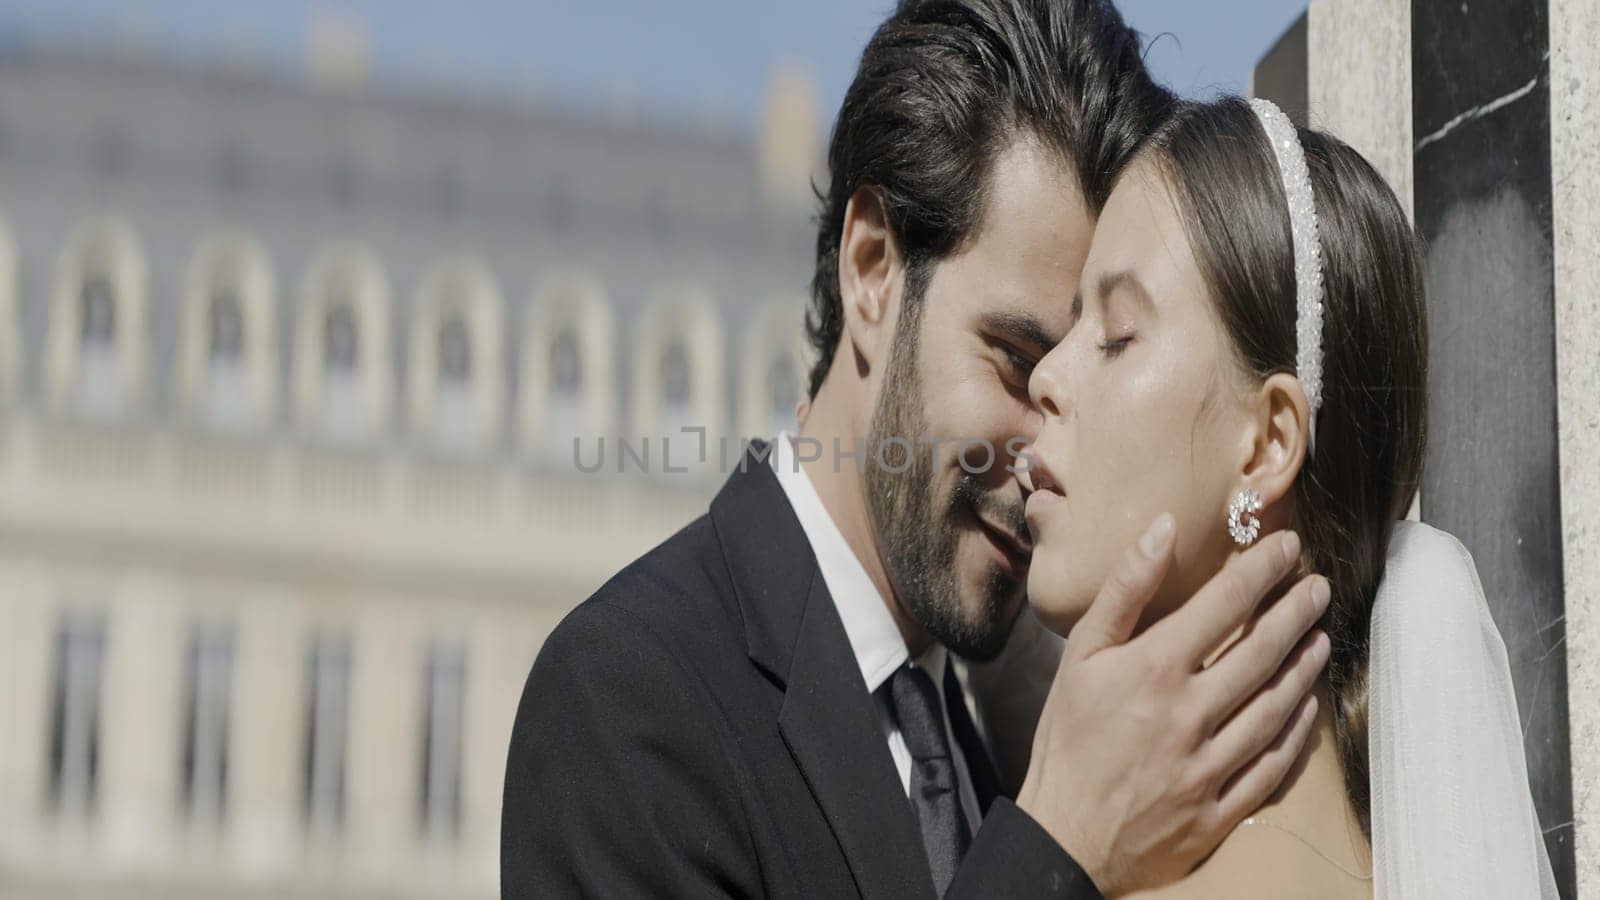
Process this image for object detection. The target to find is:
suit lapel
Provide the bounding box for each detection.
[778,575,936,900]
[944,664,1003,813]
[710,445,935,900]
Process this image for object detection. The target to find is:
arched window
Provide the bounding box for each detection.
[205,282,248,420]
[209,287,245,364]
[438,315,472,383]
[408,256,504,454]
[659,340,694,437]
[544,326,584,461]
[179,232,276,431]
[550,329,582,396]
[324,298,360,372]
[48,216,148,418]
[80,272,117,348]
[321,284,364,438]
[524,272,614,468]
[739,301,810,441]
[76,265,120,413]
[295,245,390,443]
[632,290,724,472]
[430,314,474,447]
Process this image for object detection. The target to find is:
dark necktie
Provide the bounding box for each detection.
[887,664,971,893]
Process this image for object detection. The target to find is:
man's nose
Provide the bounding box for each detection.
[1028,353,1067,420]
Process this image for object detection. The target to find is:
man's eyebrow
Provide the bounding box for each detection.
[980,311,1058,351]
[1097,269,1155,309]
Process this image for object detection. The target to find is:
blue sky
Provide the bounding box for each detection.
[0,0,1309,134]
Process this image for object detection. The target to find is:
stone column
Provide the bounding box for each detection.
[1267,1,1583,891]
[347,595,421,886]
[1307,0,1412,219]
[230,589,305,876]
[0,559,54,861]
[1411,0,1574,892]
[100,573,182,867]
[1551,0,1600,892]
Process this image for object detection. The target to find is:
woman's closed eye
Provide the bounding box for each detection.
[1098,334,1134,358]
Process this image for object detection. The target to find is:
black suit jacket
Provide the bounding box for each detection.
[502,444,1101,899]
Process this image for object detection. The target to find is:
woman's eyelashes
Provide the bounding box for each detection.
[1098,334,1134,358]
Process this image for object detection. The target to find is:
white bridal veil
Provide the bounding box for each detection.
[1368,520,1559,898]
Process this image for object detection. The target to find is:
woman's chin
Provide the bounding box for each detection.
[1024,569,1093,637]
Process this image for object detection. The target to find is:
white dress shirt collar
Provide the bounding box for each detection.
[768,431,910,693]
[768,433,982,832]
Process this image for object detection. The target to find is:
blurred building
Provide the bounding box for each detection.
[0,32,819,900]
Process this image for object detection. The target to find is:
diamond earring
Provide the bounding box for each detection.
[1227,488,1264,546]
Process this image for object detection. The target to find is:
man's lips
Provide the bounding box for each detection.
[975,514,1032,571]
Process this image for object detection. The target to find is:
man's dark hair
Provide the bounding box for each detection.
[805,0,1173,397]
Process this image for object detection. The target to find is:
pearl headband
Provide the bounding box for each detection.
[1248,98,1325,453]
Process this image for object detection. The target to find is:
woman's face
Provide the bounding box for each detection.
[1019,157,1257,633]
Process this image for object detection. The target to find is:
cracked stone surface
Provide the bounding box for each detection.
[1552,0,1600,893]
[1410,0,1575,891]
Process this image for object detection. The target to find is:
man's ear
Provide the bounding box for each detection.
[1240,372,1312,508]
[838,186,900,371]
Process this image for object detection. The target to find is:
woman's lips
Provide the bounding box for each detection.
[1024,488,1064,538]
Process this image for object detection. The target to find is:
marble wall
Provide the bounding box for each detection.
[1411,0,1574,893]
[1281,0,1588,893]
[1551,0,1600,893]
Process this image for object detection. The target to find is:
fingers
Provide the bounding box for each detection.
[1145,531,1303,667]
[1199,626,1329,777]
[1210,692,1320,829]
[1064,513,1175,663]
[1195,575,1331,729]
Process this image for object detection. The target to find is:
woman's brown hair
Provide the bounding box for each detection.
[1138,97,1429,834]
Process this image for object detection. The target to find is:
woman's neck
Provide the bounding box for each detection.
[1250,682,1372,877]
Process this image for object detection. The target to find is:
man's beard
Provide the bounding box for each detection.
[862,314,1026,663]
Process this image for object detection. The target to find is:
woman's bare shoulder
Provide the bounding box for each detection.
[1124,826,1371,900]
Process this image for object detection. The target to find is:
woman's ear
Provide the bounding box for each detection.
[838,186,900,370]
[1241,372,1311,507]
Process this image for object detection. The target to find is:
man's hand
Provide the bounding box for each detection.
[1015,513,1331,896]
